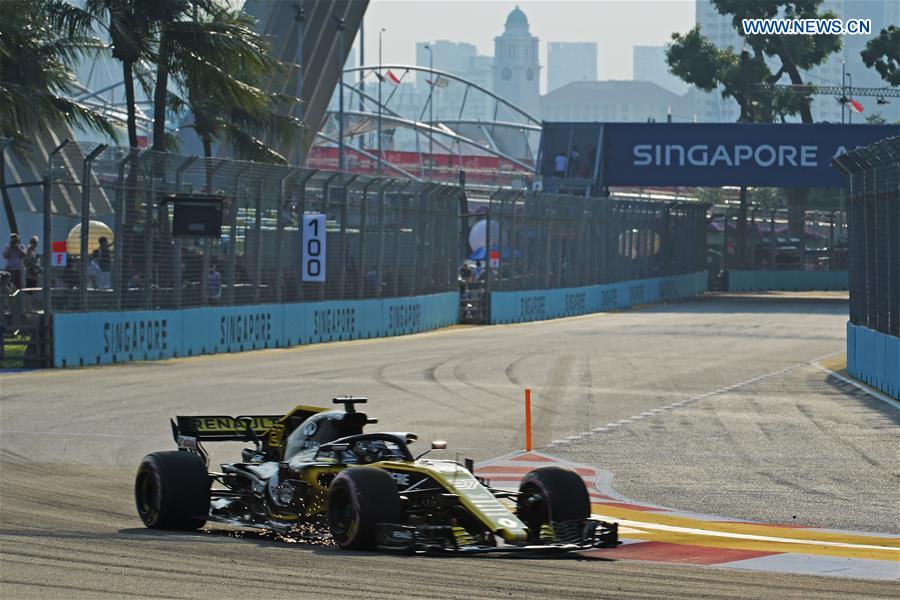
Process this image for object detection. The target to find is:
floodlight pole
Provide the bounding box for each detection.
[425,44,434,181]
[294,4,305,168]
[847,72,853,125]
[841,59,846,125]
[378,28,385,176]
[334,14,346,172]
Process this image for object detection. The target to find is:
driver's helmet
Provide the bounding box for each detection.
[284,411,363,459]
[352,439,387,464]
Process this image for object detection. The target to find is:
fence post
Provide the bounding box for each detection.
[359,178,379,298]
[484,190,498,300]
[392,181,412,297]
[79,144,108,311]
[337,175,358,300]
[276,170,299,304]
[225,165,250,305]
[172,156,197,310]
[42,140,70,318]
[375,180,394,299]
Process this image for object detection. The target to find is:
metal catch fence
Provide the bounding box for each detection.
[707,206,848,273]
[834,137,900,338]
[36,142,462,313]
[472,191,708,293]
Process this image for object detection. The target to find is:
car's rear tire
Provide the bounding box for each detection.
[517,466,590,541]
[326,467,401,550]
[135,451,210,530]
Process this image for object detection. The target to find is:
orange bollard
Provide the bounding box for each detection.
[525,388,532,451]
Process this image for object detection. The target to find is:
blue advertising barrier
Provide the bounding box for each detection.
[847,322,900,400]
[53,292,457,367]
[489,271,707,325]
[728,270,849,292]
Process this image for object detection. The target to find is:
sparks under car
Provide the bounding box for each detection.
[134,397,619,553]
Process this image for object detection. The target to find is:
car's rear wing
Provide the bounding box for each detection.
[172,415,283,442]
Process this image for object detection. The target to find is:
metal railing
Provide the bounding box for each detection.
[35,143,461,313]
[834,137,900,337]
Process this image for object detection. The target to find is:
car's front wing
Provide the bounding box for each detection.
[376,518,619,554]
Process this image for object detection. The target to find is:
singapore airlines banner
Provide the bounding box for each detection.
[542,122,899,188]
[606,123,900,187]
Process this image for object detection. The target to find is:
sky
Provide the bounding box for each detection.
[360,0,696,92]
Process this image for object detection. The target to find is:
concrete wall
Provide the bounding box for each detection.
[728,270,848,292]
[53,292,457,367]
[489,271,707,324]
[847,322,900,400]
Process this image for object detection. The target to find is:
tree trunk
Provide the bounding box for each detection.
[203,135,213,191]
[787,189,807,239]
[1,148,20,235]
[123,60,139,148]
[774,42,812,248]
[737,185,748,268]
[152,33,169,153]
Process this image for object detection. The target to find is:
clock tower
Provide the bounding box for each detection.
[492,6,540,118]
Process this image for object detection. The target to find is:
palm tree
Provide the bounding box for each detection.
[151,3,302,163]
[0,0,118,145]
[1,0,119,233]
[48,0,161,149]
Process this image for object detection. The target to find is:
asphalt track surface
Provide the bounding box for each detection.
[1,292,897,598]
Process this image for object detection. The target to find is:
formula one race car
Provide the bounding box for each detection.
[134,397,619,554]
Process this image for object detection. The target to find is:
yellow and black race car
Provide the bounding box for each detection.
[134,397,619,554]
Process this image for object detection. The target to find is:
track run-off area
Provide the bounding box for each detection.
[1,292,898,598]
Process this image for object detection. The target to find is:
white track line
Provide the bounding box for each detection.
[541,350,846,449]
[812,362,900,411]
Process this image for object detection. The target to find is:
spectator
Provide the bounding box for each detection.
[458,262,474,296]
[553,151,567,177]
[569,146,580,177]
[3,233,25,289]
[0,270,15,295]
[88,249,108,289]
[127,268,142,290]
[98,236,112,277]
[24,236,42,289]
[208,262,222,304]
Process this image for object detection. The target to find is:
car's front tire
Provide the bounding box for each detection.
[135,451,210,530]
[516,466,590,541]
[326,467,401,550]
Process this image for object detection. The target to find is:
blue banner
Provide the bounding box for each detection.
[603,123,899,188]
[540,122,899,188]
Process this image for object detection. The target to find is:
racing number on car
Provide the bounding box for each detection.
[302,214,326,282]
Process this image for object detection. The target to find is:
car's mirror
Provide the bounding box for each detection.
[431,440,447,450]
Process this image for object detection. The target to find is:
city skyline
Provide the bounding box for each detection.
[362,0,695,92]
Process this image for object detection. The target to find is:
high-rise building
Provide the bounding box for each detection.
[547,42,597,93]
[633,46,687,95]
[492,5,541,118]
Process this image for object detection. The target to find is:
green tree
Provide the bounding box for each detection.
[151,3,301,163]
[861,25,899,86]
[666,0,843,250]
[0,0,118,146]
[0,0,118,234]
[48,0,162,148]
